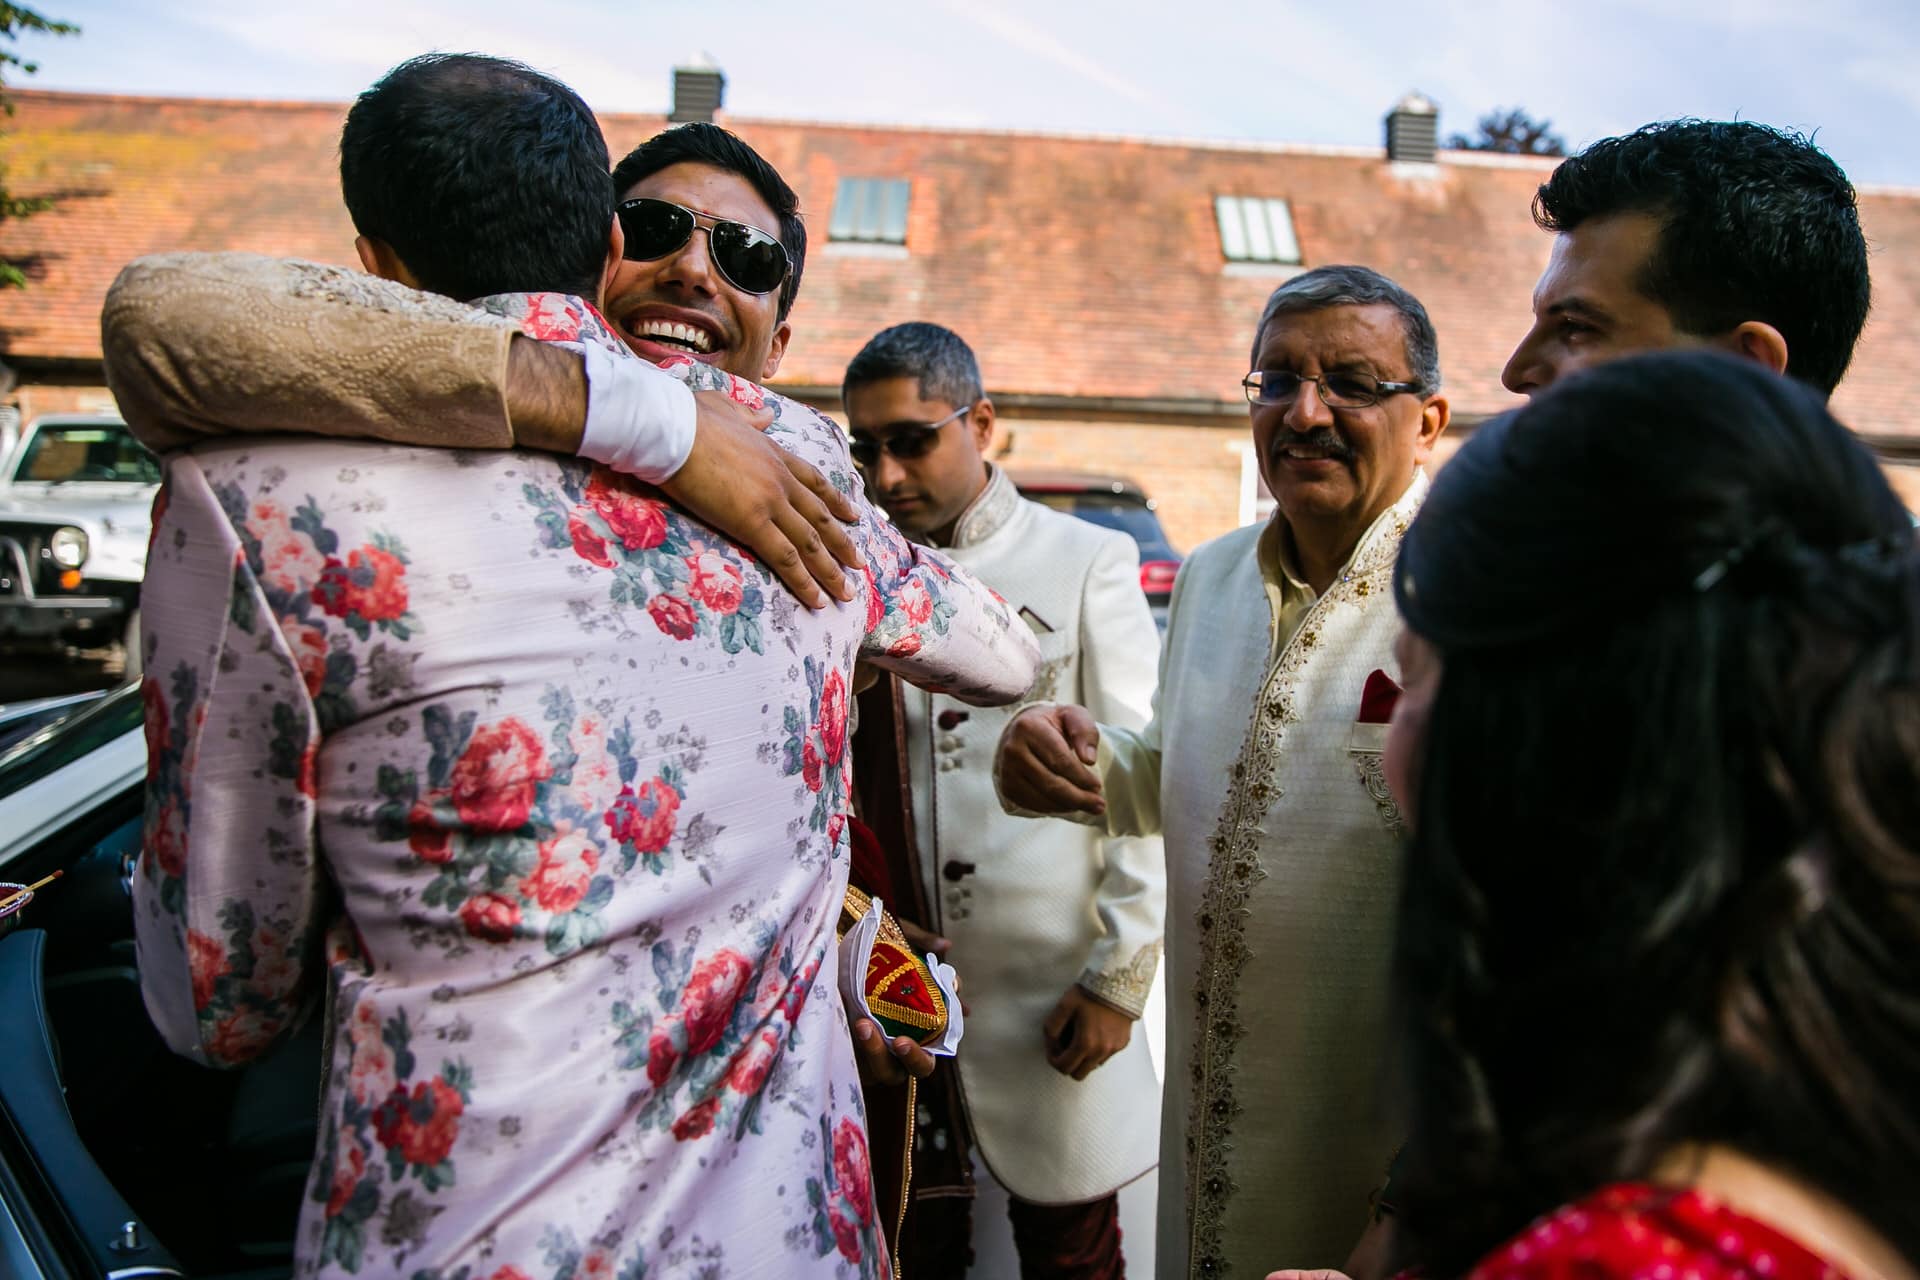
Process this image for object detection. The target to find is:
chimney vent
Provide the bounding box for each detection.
[1384,92,1439,165]
[671,62,725,124]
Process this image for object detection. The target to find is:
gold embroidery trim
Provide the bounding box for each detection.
[1350,752,1405,834]
[1184,509,1412,1279]
[1080,939,1163,1017]
[866,959,948,1032]
[1022,651,1072,707]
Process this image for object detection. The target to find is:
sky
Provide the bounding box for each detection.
[14,0,1920,188]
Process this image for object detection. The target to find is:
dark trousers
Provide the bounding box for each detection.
[903,1189,1124,1280]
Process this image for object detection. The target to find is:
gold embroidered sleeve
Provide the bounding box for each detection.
[1078,940,1162,1019]
[102,252,516,453]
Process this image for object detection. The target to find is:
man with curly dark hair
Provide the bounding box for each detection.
[1502,120,1871,399]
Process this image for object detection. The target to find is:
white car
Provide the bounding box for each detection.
[0,415,157,676]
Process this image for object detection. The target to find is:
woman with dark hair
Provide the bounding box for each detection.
[1276,350,1919,1280]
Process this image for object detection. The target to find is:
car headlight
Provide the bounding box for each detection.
[49,526,88,570]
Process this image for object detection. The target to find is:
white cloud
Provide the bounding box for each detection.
[924,0,1193,123]
[27,0,1920,183]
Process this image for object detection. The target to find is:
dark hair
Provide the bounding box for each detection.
[842,322,984,408]
[1389,351,1920,1275]
[610,122,806,321]
[1250,264,1440,392]
[1534,120,1870,396]
[339,54,612,302]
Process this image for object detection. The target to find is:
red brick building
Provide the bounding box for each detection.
[4,87,1918,550]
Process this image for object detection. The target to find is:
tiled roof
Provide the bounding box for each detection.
[4,90,1917,439]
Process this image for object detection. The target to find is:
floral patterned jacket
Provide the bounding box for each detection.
[131,289,1038,1280]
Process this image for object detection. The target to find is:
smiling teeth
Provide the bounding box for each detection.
[634,320,715,353]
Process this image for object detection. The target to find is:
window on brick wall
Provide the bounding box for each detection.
[1230,439,1279,526]
[830,178,911,245]
[1214,195,1301,266]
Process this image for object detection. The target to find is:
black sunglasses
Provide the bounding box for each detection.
[616,198,791,296]
[848,404,975,469]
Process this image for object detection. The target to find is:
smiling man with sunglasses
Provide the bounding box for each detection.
[106,122,859,609]
[604,123,806,382]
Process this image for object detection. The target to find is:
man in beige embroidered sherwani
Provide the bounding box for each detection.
[996,266,1450,1279]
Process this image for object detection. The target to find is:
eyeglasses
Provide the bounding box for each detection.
[848,404,975,469]
[1242,369,1424,409]
[616,197,792,296]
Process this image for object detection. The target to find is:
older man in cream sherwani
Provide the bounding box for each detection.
[997,266,1450,1280]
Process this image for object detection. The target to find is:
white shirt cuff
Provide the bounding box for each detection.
[574,342,698,483]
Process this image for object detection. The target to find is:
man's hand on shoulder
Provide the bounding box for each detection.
[1041,984,1133,1081]
[521,337,863,610]
[998,704,1105,816]
[662,392,862,610]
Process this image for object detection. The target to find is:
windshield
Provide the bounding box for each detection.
[12,423,162,485]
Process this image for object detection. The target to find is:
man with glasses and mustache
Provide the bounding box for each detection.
[841,323,1164,1280]
[996,266,1449,1279]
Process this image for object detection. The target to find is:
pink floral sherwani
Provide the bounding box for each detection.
[132,292,1038,1280]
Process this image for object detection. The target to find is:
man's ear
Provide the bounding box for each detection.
[1727,321,1790,378]
[355,235,422,289]
[598,212,626,308]
[1413,393,1451,465]
[969,398,997,454]
[759,318,792,382]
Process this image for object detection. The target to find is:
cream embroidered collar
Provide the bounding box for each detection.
[937,464,1022,549]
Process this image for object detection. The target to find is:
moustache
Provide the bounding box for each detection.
[1269,429,1357,464]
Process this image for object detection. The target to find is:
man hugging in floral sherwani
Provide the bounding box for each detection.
[124,53,1036,1280]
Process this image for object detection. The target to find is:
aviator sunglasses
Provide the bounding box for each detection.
[616,198,792,296]
[848,404,976,469]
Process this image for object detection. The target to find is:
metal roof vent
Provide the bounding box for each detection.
[1385,92,1439,165]
[670,61,725,124]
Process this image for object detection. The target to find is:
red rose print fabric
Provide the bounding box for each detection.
[132,289,1037,1279]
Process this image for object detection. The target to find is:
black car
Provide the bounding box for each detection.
[0,683,316,1278]
[1007,468,1182,628]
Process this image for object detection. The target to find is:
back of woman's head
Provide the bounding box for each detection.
[1388,350,1920,1272]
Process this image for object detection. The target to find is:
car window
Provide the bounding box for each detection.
[0,695,106,753]
[1055,504,1161,543]
[1023,495,1172,550]
[14,424,162,485]
[0,681,144,798]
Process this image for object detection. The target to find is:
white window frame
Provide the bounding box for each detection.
[1214,195,1301,266]
[1228,439,1278,528]
[830,177,911,246]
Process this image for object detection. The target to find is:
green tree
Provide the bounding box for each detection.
[1,3,78,288]
[1447,107,1567,158]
